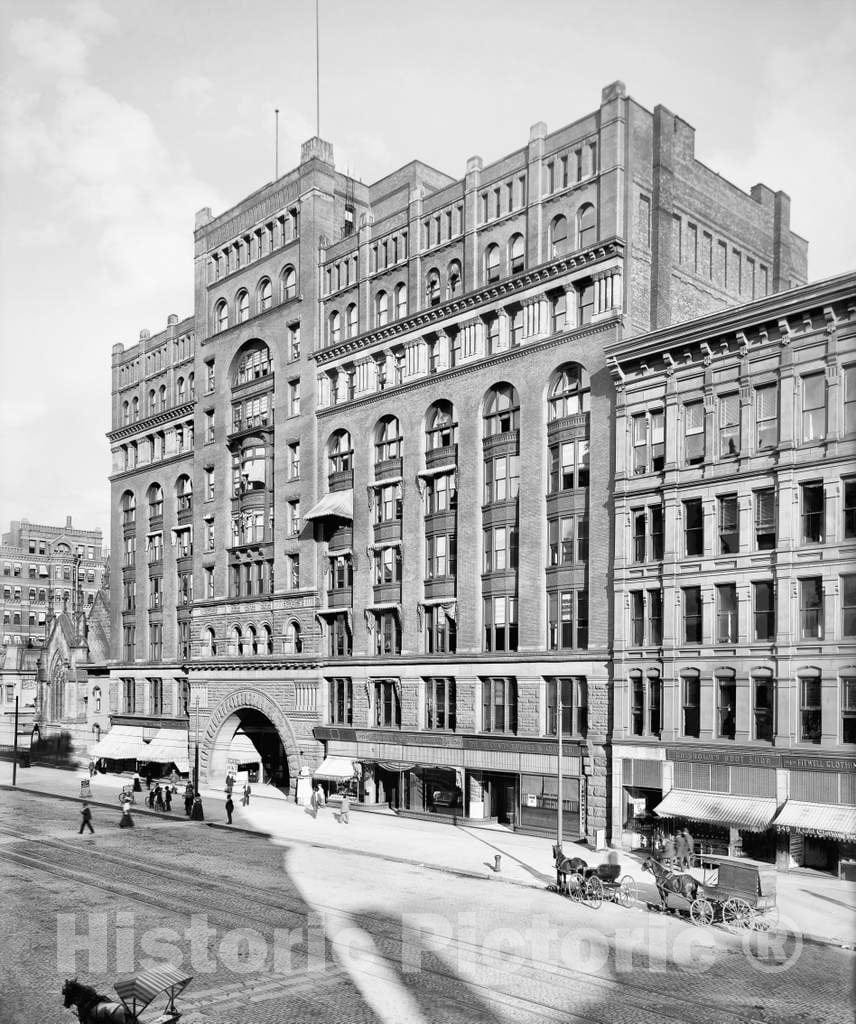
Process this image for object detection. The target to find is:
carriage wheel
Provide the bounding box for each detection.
[723,897,753,932]
[584,875,603,909]
[616,875,638,908]
[753,906,779,932]
[690,897,714,927]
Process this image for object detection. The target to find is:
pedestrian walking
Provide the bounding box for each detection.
[191,794,204,821]
[184,784,194,817]
[314,784,325,814]
[154,785,165,812]
[133,771,142,793]
[164,787,172,812]
[675,830,689,868]
[225,795,234,825]
[242,782,251,807]
[88,760,96,779]
[145,770,153,791]
[225,772,234,797]
[663,836,676,867]
[683,829,695,868]
[119,798,134,829]
[339,793,350,825]
[79,803,94,835]
[147,785,156,810]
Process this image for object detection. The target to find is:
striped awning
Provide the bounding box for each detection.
[141,729,190,772]
[313,756,357,781]
[115,964,192,1017]
[773,800,856,841]
[89,725,148,761]
[305,489,353,521]
[654,789,777,832]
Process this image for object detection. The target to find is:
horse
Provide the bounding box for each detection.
[641,856,700,908]
[61,979,131,1023]
[552,843,588,894]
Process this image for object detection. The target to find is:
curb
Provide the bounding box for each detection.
[0,783,186,823]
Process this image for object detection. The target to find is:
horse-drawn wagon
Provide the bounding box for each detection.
[62,964,192,1023]
[550,845,638,909]
[643,854,777,931]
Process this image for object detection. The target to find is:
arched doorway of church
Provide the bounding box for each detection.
[207,707,291,795]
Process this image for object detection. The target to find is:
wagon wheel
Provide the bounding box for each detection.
[690,897,714,927]
[584,875,604,909]
[753,906,779,932]
[723,897,753,932]
[616,875,638,908]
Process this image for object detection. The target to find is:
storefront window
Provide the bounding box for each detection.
[520,774,579,833]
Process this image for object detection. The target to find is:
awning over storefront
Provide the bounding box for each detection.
[90,725,147,761]
[772,800,856,841]
[313,756,357,781]
[141,729,190,772]
[304,489,353,522]
[654,789,777,831]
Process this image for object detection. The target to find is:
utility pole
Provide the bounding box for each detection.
[12,696,19,786]
[557,686,563,850]
[193,699,200,794]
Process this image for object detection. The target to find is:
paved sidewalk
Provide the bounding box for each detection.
[4,763,855,949]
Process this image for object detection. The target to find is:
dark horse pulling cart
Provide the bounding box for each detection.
[642,854,778,931]
[549,845,638,909]
[62,964,192,1023]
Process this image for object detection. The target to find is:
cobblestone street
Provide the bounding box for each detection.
[1,790,852,1024]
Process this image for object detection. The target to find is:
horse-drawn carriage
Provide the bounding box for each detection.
[642,854,778,931]
[550,845,638,910]
[62,964,192,1023]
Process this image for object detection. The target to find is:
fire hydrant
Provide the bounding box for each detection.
[494,854,502,872]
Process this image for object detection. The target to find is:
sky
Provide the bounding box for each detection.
[1,0,854,543]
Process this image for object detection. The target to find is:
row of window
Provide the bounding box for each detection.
[120,375,196,425]
[117,333,195,390]
[213,266,297,333]
[118,421,195,472]
[209,207,299,282]
[1,585,96,604]
[2,564,99,582]
[628,669,856,746]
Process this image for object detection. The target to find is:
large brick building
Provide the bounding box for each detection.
[607,272,856,872]
[106,81,807,841]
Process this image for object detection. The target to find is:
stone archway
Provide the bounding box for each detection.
[200,687,301,797]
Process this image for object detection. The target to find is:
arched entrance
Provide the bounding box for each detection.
[200,688,300,797]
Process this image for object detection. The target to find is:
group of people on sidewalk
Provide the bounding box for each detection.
[309,784,350,823]
[224,772,252,825]
[660,828,695,869]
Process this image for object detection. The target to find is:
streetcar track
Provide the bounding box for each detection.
[0,828,762,1024]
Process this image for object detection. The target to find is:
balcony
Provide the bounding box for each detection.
[328,469,354,492]
[373,520,402,544]
[373,582,402,604]
[328,527,353,552]
[374,457,403,481]
[327,587,352,608]
[425,444,457,469]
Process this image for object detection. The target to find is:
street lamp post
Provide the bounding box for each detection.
[557,687,563,852]
[193,699,200,794]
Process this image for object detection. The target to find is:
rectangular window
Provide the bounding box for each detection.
[683,586,702,644]
[546,677,587,737]
[328,678,353,725]
[426,677,456,731]
[684,498,703,556]
[684,402,705,465]
[288,442,300,480]
[484,596,518,652]
[753,678,776,742]
[149,678,163,716]
[845,479,856,539]
[801,482,825,543]
[632,509,646,563]
[844,366,856,436]
[799,677,822,744]
[682,674,700,738]
[650,505,664,560]
[800,578,824,639]
[717,676,736,739]
[638,195,651,247]
[753,581,775,641]
[632,415,648,474]
[802,374,826,442]
[204,411,214,443]
[631,674,644,735]
[755,384,778,450]
[630,591,644,646]
[718,495,739,553]
[719,394,740,457]
[755,489,776,550]
[122,677,136,714]
[481,677,517,734]
[716,584,738,643]
[374,680,401,727]
[842,574,856,638]
[648,590,663,646]
[424,605,456,654]
[288,379,301,417]
[842,676,856,744]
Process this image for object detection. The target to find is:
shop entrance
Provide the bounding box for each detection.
[208,708,290,794]
[482,771,518,826]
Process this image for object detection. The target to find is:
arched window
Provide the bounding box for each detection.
[205,627,217,656]
[550,215,569,256]
[132,397,139,421]
[483,383,520,436]
[215,299,229,333]
[248,624,258,655]
[233,625,243,656]
[147,484,163,520]
[485,244,500,283]
[346,303,358,338]
[549,363,590,420]
[92,686,102,713]
[284,620,302,654]
[122,401,130,425]
[577,204,596,248]
[159,385,167,409]
[328,430,353,474]
[281,265,296,301]
[375,290,389,327]
[375,416,402,463]
[258,278,272,311]
[394,282,407,319]
[509,233,525,274]
[237,289,249,322]
[176,474,192,513]
[426,269,441,306]
[263,624,273,654]
[329,310,341,344]
[448,260,462,297]
[426,401,457,450]
[232,341,271,386]
[148,389,157,414]
[176,377,186,403]
[121,490,136,525]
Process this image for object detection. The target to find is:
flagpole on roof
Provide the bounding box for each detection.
[315,0,320,137]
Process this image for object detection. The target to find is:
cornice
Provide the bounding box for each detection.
[109,449,194,484]
[313,238,625,365]
[316,315,622,417]
[108,402,196,442]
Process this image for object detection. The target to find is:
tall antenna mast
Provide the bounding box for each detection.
[315,0,320,136]
[275,108,280,178]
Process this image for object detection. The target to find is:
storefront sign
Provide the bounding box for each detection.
[782,755,856,771]
[632,797,647,815]
[666,747,779,767]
